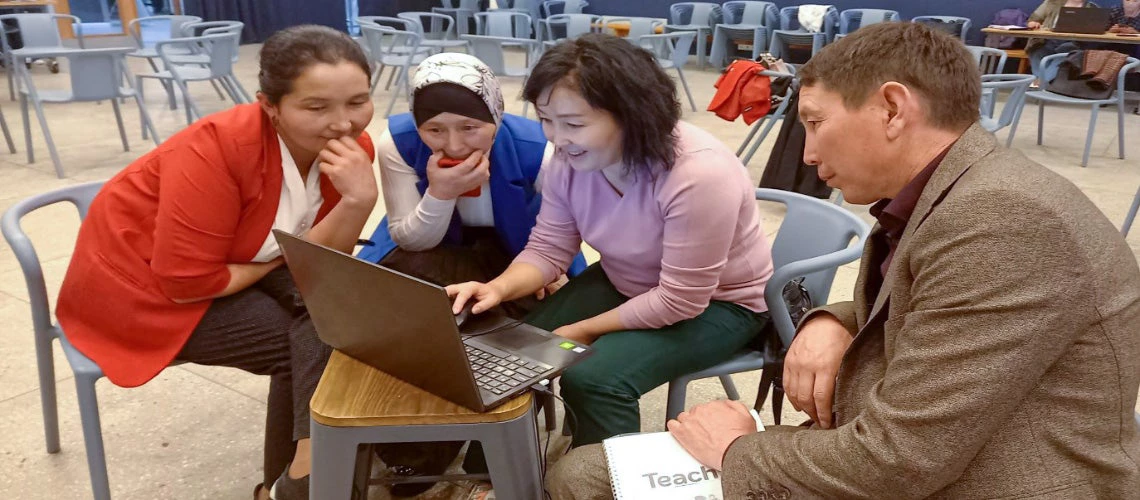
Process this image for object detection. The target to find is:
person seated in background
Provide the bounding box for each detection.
[55,25,378,500]
[1026,0,1096,83]
[447,33,775,450]
[357,52,584,498]
[548,22,1140,499]
[1109,0,1140,34]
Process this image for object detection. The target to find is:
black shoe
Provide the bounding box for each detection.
[387,464,437,498]
[269,464,309,500]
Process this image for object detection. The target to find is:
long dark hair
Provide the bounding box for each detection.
[524,33,681,171]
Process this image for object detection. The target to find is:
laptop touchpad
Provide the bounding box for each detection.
[483,326,550,350]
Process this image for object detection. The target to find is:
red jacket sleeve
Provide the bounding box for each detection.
[149,140,238,301]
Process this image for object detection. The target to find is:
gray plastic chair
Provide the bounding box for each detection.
[835,8,899,39]
[540,0,588,17]
[475,10,534,39]
[979,74,1033,147]
[540,13,601,47]
[361,24,429,118]
[709,1,779,70]
[665,188,871,424]
[912,15,971,41]
[639,31,698,112]
[18,47,160,178]
[136,31,244,126]
[738,68,797,165]
[1017,55,1140,167]
[0,13,85,101]
[125,15,202,69]
[433,0,483,36]
[771,6,838,62]
[968,45,1008,75]
[398,11,470,54]
[460,34,540,116]
[1,181,113,500]
[359,17,428,94]
[161,21,249,105]
[666,2,722,69]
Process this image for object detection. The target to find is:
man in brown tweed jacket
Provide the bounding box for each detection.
[546,22,1140,499]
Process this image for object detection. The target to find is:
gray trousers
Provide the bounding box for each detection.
[175,267,332,487]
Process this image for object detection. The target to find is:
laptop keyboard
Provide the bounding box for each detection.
[465,345,554,396]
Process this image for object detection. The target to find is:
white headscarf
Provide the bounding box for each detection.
[410,53,505,128]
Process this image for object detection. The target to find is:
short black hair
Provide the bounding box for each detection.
[524,33,680,172]
[258,25,371,104]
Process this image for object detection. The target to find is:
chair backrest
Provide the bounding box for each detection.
[157,32,238,78]
[756,188,869,344]
[476,11,532,38]
[0,14,81,51]
[779,5,838,35]
[1,182,104,337]
[967,45,1008,75]
[459,34,538,75]
[398,11,457,40]
[640,31,696,68]
[722,1,778,27]
[980,74,1033,130]
[179,19,243,37]
[669,2,722,27]
[358,16,416,30]
[542,13,599,41]
[912,15,971,41]
[126,15,202,47]
[361,23,424,64]
[63,48,134,102]
[541,0,588,17]
[838,9,899,34]
[440,0,482,10]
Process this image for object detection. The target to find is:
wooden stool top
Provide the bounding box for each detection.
[310,351,533,427]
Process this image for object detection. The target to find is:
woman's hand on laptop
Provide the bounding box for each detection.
[1027,20,1042,29]
[446,281,503,314]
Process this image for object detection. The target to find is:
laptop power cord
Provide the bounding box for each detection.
[530,383,579,500]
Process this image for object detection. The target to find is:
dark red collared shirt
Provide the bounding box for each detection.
[866,147,951,300]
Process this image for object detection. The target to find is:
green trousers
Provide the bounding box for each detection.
[525,264,768,447]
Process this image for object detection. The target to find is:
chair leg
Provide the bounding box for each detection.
[385,65,400,91]
[30,96,64,178]
[1082,105,1099,168]
[742,118,780,165]
[216,77,241,104]
[134,89,162,145]
[137,76,148,141]
[369,65,384,96]
[540,392,557,432]
[110,99,129,152]
[1036,101,1044,146]
[1117,101,1126,160]
[1123,185,1140,236]
[0,107,15,154]
[696,28,708,69]
[771,381,785,426]
[173,78,201,125]
[676,67,697,113]
[207,78,227,101]
[74,373,111,500]
[481,406,544,500]
[719,375,741,400]
[1006,99,1025,149]
[310,422,363,500]
[228,75,252,103]
[665,379,689,423]
[737,118,764,157]
[384,65,411,118]
[20,93,32,163]
[34,334,60,454]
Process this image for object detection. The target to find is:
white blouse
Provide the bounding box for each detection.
[251,135,324,262]
[376,128,553,252]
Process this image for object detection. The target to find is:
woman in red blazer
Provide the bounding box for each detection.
[56,25,377,500]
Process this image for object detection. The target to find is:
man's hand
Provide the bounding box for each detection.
[318,136,377,209]
[667,400,757,471]
[783,313,853,429]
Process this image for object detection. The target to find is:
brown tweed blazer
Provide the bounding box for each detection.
[721,124,1140,499]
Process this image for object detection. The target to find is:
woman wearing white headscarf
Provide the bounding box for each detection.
[361,52,581,498]
[359,53,585,301]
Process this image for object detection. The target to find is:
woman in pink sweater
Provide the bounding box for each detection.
[447,34,774,447]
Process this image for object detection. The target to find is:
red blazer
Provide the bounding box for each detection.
[56,104,376,387]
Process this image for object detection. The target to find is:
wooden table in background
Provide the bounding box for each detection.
[597,21,665,38]
[982,27,1140,45]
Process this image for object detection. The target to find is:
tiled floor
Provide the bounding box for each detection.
[1,43,1139,500]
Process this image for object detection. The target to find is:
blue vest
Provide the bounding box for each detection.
[357,113,586,276]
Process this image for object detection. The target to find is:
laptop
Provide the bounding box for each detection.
[273,230,593,412]
[1053,7,1111,34]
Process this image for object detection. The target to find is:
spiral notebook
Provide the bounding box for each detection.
[602,409,764,500]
